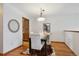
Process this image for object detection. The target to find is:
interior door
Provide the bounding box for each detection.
[22,17,29,41]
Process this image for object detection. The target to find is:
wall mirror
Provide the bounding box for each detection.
[8,19,20,33]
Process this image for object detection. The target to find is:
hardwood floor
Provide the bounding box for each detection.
[1,41,76,56]
[51,42,76,56]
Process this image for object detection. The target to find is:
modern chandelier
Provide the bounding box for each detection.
[37,8,45,21]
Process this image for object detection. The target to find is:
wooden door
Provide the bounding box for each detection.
[22,17,29,41]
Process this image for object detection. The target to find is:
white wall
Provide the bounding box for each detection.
[30,15,79,42]
[9,3,79,42]
[0,4,3,53]
[3,4,26,53]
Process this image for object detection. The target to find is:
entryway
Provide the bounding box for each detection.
[22,17,29,42]
[22,17,30,55]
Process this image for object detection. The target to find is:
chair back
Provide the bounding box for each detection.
[30,34,42,50]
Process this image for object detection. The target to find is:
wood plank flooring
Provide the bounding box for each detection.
[51,42,76,56]
[1,41,76,56]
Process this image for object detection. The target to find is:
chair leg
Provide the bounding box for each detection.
[45,40,47,56]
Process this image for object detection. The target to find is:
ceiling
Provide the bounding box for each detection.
[10,3,79,19]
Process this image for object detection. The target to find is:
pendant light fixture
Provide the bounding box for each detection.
[37,8,45,21]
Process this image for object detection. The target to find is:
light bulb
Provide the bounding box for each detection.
[37,17,45,21]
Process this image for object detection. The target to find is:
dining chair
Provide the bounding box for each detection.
[30,34,45,55]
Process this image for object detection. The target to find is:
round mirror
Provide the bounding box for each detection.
[8,19,20,33]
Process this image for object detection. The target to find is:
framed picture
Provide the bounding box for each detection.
[43,23,50,32]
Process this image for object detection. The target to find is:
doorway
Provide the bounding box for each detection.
[22,17,29,42]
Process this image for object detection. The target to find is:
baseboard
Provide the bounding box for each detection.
[51,41,64,43]
[64,43,77,56]
[2,45,22,56]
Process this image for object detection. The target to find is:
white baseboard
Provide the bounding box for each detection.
[51,40,65,43]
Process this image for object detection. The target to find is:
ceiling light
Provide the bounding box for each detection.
[37,17,45,21]
[37,8,45,21]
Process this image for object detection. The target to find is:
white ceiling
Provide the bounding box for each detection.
[10,3,79,19]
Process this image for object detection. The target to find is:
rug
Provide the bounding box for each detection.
[22,47,55,56]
